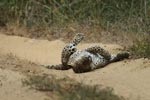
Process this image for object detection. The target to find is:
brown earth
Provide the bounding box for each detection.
[0,33,150,100]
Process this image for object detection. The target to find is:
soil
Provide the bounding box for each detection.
[0,33,150,100]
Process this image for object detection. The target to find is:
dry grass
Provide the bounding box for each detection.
[129,37,150,59]
[0,0,150,58]
[23,74,126,100]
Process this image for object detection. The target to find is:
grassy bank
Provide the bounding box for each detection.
[0,0,150,58]
[129,37,150,59]
[0,0,150,33]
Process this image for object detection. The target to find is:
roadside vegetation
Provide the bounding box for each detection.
[129,38,150,59]
[0,0,150,32]
[0,0,150,58]
[23,74,126,100]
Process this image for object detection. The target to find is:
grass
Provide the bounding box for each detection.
[23,74,126,100]
[0,0,150,33]
[1,0,150,59]
[129,37,150,59]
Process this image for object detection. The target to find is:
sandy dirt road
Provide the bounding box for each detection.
[0,33,150,100]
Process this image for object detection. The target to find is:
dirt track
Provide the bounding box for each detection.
[0,33,150,100]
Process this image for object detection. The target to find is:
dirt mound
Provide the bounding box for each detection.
[0,33,150,100]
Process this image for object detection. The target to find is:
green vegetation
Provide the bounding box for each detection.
[0,0,150,33]
[23,74,125,100]
[0,0,150,59]
[129,38,150,58]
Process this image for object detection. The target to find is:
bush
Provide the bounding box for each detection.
[23,74,125,100]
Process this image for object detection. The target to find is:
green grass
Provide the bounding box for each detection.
[1,0,150,58]
[23,74,125,100]
[129,37,150,59]
[0,0,150,33]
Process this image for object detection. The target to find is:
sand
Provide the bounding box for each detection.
[0,33,150,100]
